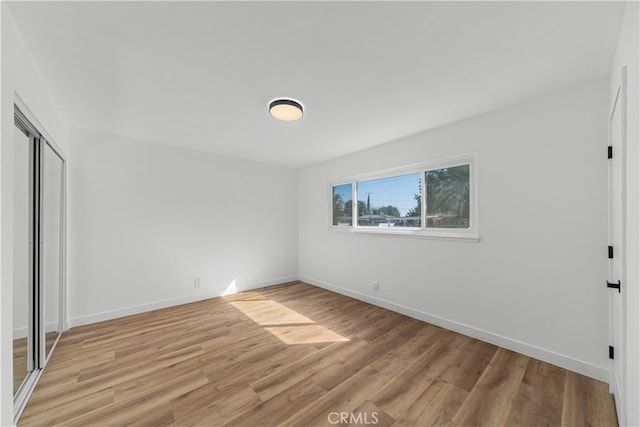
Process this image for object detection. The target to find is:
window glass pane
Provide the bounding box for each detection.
[425,164,470,229]
[332,183,353,226]
[356,173,421,228]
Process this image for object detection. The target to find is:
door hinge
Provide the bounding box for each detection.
[607,280,621,293]
[608,145,613,159]
[608,246,614,259]
[609,345,615,360]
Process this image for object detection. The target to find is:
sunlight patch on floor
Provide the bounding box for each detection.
[265,325,350,345]
[230,299,349,345]
[230,300,314,325]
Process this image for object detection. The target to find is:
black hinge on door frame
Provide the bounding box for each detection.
[609,346,615,360]
[607,280,621,293]
[608,246,614,259]
[608,145,613,159]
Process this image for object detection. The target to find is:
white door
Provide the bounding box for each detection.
[608,66,626,426]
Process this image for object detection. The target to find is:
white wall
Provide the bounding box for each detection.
[68,127,298,325]
[299,80,610,381]
[1,4,69,425]
[611,2,640,426]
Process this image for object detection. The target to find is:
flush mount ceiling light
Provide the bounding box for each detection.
[269,99,303,121]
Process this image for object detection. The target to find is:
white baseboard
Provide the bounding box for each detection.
[68,275,298,328]
[299,275,608,382]
[13,327,27,340]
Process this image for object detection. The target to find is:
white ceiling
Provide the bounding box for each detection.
[7,1,625,168]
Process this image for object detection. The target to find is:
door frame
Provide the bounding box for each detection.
[12,104,67,423]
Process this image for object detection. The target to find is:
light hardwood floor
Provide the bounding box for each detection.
[14,332,59,394]
[19,282,617,426]
[14,337,28,393]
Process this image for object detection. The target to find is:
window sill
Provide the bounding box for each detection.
[328,226,480,242]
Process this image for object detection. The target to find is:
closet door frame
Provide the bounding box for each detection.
[13,104,67,422]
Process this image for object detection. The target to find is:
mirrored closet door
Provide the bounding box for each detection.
[12,120,34,397]
[13,106,66,422]
[42,141,64,360]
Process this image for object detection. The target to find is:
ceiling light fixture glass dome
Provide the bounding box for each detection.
[269,99,303,121]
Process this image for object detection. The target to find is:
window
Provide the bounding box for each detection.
[356,173,421,228]
[425,164,470,229]
[329,154,477,240]
[332,183,353,226]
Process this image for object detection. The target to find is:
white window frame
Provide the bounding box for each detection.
[328,153,479,241]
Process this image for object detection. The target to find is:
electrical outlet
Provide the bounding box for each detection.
[373,281,380,291]
[194,277,200,288]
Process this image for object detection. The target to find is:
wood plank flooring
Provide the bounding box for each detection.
[14,332,60,393]
[14,337,28,393]
[19,281,617,426]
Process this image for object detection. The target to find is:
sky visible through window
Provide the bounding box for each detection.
[334,173,420,217]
